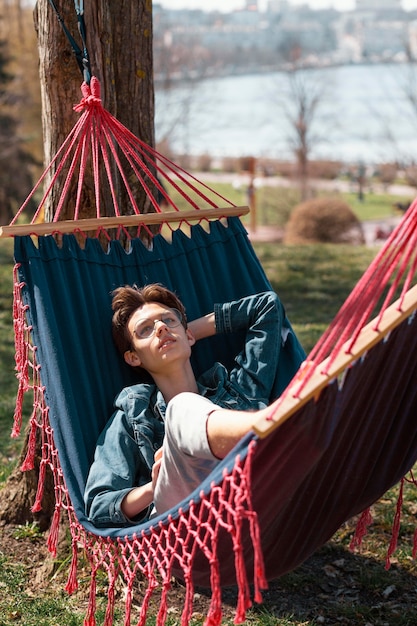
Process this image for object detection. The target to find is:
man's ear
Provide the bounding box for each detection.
[186,328,196,347]
[124,350,142,368]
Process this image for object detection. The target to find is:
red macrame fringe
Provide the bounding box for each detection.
[350,477,413,572]
[47,506,62,557]
[350,507,373,552]
[65,542,79,594]
[385,478,404,570]
[12,264,29,438]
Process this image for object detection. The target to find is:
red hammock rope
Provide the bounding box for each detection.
[9,77,243,232]
[255,197,417,437]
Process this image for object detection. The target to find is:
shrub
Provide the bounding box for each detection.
[284,197,365,245]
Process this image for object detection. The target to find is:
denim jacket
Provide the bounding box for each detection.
[84,291,305,527]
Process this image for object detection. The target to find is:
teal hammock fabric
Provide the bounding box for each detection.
[13,217,302,537]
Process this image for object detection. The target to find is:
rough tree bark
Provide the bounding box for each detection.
[0,0,155,528]
[34,0,155,220]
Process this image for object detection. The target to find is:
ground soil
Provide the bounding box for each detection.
[2,516,417,626]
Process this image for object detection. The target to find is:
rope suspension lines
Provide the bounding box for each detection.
[47,0,91,84]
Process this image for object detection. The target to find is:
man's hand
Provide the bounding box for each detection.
[121,452,164,520]
[152,448,163,490]
[188,312,216,342]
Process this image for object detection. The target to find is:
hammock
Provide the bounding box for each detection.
[4,78,417,626]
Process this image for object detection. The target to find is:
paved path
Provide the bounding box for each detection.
[246,216,403,246]
[193,170,412,245]
[196,170,417,198]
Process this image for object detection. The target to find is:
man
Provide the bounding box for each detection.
[84,284,305,526]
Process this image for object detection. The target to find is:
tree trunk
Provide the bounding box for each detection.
[34,0,155,220]
[0,430,55,530]
[0,0,155,528]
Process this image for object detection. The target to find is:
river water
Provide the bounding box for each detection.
[155,63,417,165]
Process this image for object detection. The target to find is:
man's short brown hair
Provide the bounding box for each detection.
[111,283,187,357]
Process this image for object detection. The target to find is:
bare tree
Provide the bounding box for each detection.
[153,22,217,167]
[154,36,203,161]
[280,67,331,201]
[364,49,417,168]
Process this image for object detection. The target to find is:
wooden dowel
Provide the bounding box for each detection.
[254,283,417,439]
[0,206,250,238]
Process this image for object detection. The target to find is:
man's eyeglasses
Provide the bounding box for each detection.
[133,308,183,339]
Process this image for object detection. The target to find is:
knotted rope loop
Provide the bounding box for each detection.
[73,76,102,112]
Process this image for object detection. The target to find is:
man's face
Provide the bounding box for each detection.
[124,302,195,375]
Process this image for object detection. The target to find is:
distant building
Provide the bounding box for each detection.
[355,0,402,10]
[408,20,417,58]
[360,19,408,59]
[267,0,290,12]
[153,1,415,80]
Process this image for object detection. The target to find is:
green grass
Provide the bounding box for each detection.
[159,177,411,226]
[253,242,376,353]
[342,190,411,221]
[0,555,84,626]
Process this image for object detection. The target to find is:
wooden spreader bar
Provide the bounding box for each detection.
[254,283,417,439]
[0,206,250,238]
